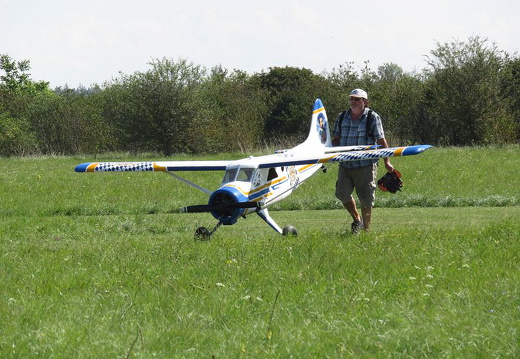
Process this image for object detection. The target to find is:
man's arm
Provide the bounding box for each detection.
[377,137,394,172]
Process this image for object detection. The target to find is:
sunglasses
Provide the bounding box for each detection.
[349,97,363,101]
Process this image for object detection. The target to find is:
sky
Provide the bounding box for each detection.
[1,0,519,88]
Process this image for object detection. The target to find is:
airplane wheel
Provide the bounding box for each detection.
[282,225,298,237]
[194,227,211,241]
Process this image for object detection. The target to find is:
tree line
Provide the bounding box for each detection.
[1,36,518,157]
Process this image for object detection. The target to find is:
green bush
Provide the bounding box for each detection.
[0,113,37,156]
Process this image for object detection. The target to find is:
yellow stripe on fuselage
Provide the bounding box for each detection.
[268,176,287,187]
[223,183,270,202]
[297,163,318,173]
[224,175,288,199]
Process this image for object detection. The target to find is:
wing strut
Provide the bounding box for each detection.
[164,171,212,195]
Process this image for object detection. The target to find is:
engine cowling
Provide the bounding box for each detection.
[208,186,249,225]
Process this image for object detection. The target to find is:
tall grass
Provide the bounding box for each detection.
[1,209,518,358]
[0,146,519,358]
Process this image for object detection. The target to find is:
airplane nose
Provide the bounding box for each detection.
[208,186,248,225]
[210,191,237,218]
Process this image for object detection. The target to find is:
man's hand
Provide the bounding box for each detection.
[377,138,394,173]
[385,161,394,173]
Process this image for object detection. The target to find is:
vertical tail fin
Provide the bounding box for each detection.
[302,98,332,148]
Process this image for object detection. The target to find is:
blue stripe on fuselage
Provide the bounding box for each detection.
[270,178,288,191]
[248,187,270,201]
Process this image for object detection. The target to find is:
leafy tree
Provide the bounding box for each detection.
[327,61,360,90]
[197,66,269,153]
[0,112,37,156]
[0,54,50,155]
[421,36,512,145]
[253,67,335,144]
[1,54,31,91]
[378,63,404,82]
[325,62,363,117]
[25,89,112,155]
[500,56,520,142]
[0,54,49,94]
[369,64,425,144]
[1,54,50,118]
[3,40,520,156]
[325,62,387,132]
[326,62,425,145]
[103,58,206,155]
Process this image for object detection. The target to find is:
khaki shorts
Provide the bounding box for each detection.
[335,163,378,207]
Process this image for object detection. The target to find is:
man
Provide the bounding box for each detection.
[331,89,394,233]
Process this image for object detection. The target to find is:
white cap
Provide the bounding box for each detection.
[350,88,368,99]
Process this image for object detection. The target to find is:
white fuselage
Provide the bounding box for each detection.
[218,148,325,216]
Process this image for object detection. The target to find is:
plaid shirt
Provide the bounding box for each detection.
[332,108,385,169]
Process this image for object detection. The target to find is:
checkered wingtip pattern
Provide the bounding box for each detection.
[93,162,155,172]
[332,148,398,162]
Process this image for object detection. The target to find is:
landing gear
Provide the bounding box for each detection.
[282,225,298,237]
[194,222,223,241]
[194,221,297,240]
[194,227,211,240]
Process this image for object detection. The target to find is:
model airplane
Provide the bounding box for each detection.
[75,99,432,239]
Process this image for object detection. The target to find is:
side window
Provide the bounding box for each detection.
[252,170,263,187]
[267,168,278,181]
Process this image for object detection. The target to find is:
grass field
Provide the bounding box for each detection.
[0,146,519,358]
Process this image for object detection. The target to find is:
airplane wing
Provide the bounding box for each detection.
[75,160,233,172]
[323,144,379,153]
[257,145,433,168]
[75,145,432,173]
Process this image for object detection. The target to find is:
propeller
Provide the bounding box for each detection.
[182,201,261,213]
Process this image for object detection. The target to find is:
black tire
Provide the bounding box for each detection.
[194,227,211,241]
[282,225,298,237]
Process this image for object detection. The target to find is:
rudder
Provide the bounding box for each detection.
[302,98,332,148]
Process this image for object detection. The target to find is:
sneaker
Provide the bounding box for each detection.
[351,219,364,234]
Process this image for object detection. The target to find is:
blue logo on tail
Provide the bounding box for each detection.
[316,112,327,144]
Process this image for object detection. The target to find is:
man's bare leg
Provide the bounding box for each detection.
[361,206,372,231]
[343,198,361,222]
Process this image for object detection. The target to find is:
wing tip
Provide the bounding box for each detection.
[75,163,92,172]
[402,145,434,156]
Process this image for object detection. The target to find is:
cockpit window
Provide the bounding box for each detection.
[237,169,254,181]
[223,168,255,183]
[223,169,237,183]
